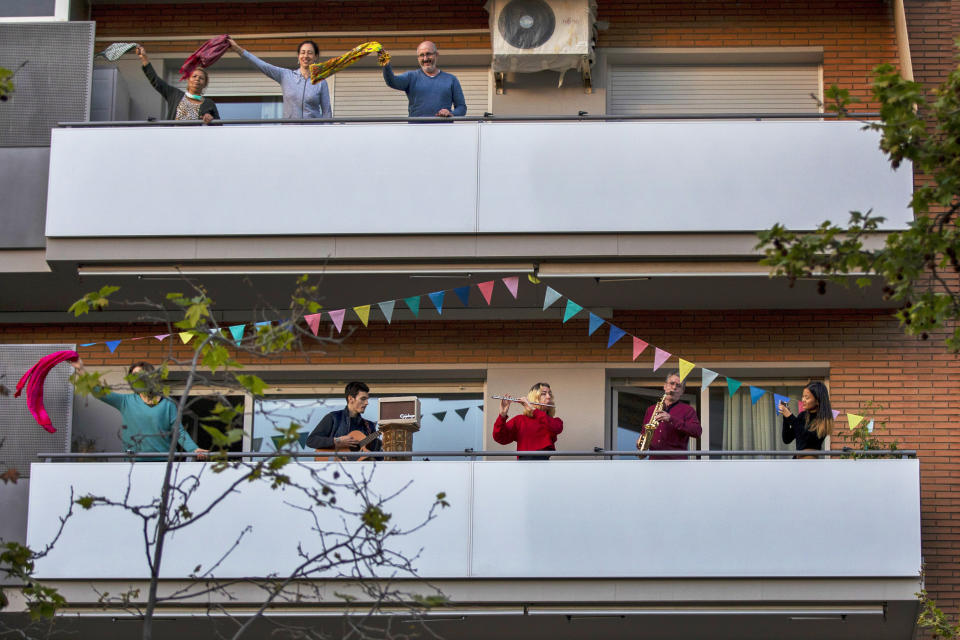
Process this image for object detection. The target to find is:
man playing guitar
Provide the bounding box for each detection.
[306,381,382,460]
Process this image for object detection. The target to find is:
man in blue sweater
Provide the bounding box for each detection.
[382,41,467,117]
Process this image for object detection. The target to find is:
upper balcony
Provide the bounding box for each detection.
[45,116,912,242]
[24,454,921,639]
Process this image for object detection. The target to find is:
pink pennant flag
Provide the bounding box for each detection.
[502,276,519,299]
[477,280,495,305]
[328,309,345,334]
[154,334,170,341]
[652,347,671,371]
[304,313,323,336]
[632,337,648,361]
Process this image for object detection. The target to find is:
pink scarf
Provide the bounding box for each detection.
[179,34,231,80]
[15,350,79,433]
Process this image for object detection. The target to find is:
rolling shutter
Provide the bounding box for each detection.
[608,65,821,115]
[333,67,490,117]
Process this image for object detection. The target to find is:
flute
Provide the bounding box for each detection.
[490,394,556,409]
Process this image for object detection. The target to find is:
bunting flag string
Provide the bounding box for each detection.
[428,290,445,315]
[477,281,495,305]
[354,304,371,327]
[328,309,346,334]
[453,286,471,307]
[502,276,520,299]
[65,275,882,429]
[378,300,395,324]
[587,313,604,336]
[454,407,470,420]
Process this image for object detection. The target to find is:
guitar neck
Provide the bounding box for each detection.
[357,429,381,448]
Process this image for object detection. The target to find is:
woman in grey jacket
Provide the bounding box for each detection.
[137,45,219,123]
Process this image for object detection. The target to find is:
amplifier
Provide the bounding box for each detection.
[378,396,420,429]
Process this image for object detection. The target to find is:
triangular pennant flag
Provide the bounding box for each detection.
[252,437,263,451]
[298,432,309,448]
[329,309,346,334]
[129,337,144,341]
[254,321,271,330]
[303,313,322,336]
[701,368,719,390]
[378,300,395,324]
[80,343,97,347]
[404,296,420,317]
[632,338,648,361]
[607,325,626,348]
[847,413,866,430]
[477,281,495,305]
[866,420,875,433]
[677,358,695,382]
[477,404,484,411]
[228,324,245,344]
[588,313,604,335]
[179,332,194,344]
[832,409,841,420]
[727,377,742,397]
[652,348,671,371]
[453,286,470,307]
[432,411,447,422]
[562,300,583,323]
[454,407,469,420]
[154,334,170,342]
[502,276,519,299]
[527,274,541,284]
[773,393,790,411]
[105,340,122,353]
[353,304,371,327]
[543,286,562,311]
[270,435,285,450]
[428,290,445,314]
[749,386,767,405]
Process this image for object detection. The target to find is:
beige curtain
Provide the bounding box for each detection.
[723,385,798,456]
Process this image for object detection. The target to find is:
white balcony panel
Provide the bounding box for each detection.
[27,459,919,580]
[45,120,912,238]
[45,124,479,237]
[477,120,912,232]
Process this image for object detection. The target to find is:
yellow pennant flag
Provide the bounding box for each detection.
[527,274,541,284]
[353,304,371,327]
[677,358,695,382]
[178,331,194,344]
[846,413,866,430]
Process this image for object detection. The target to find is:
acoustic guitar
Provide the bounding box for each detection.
[314,429,381,462]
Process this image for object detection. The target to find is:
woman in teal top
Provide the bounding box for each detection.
[71,359,207,459]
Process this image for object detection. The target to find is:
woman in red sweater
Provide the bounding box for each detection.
[493,382,563,460]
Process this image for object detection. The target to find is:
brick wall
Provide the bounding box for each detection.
[905,0,960,90]
[91,0,898,108]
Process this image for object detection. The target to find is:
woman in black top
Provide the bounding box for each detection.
[136,46,219,123]
[779,381,834,458]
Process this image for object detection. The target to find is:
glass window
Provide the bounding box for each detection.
[215,96,283,120]
[175,394,245,453]
[253,393,484,459]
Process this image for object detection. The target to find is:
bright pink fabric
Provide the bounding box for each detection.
[179,35,231,80]
[15,350,78,433]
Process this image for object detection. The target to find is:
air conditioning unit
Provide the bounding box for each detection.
[485,0,596,76]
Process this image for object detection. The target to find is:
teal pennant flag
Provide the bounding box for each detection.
[562,300,583,323]
[228,324,245,345]
[404,296,420,318]
[727,377,742,397]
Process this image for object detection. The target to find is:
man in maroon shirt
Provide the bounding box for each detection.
[642,371,702,458]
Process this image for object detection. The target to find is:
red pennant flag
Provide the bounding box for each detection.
[304,313,323,336]
[477,281,495,305]
[632,337,648,361]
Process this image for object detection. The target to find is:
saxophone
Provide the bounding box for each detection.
[636,393,668,451]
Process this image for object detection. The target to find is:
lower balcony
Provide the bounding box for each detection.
[21,455,921,639]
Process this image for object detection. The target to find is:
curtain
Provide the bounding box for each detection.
[723,385,798,457]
